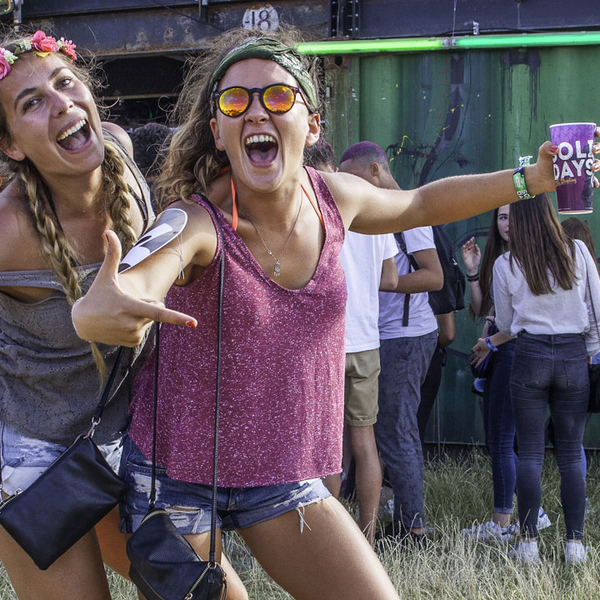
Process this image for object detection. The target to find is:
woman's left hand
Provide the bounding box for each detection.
[470,338,490,368]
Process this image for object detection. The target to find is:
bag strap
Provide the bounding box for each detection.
[88,346,126,436]
[148,197,225,566]
[394,232,419,327]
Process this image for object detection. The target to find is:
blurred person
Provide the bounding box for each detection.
[339,142,443,545]
[462,206,551,542]
[492,194,600,564]
[130,122,172,211]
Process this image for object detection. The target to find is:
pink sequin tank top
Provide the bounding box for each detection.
[128,168,347,487]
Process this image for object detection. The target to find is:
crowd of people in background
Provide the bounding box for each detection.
[1,23,599,600]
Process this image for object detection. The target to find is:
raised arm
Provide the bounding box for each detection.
[325,140,599,235]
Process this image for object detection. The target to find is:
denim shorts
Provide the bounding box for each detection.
[0,422,124,496]
[119,436,331,535]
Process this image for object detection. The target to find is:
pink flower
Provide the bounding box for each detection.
[57,38,77,61]
[0,54,11,80]
[30,31,58,53]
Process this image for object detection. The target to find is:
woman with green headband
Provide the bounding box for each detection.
[73,28,599,599]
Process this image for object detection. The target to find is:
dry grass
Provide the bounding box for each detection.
[1,447,599,599]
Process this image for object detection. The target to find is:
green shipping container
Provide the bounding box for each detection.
[320,41,600,448]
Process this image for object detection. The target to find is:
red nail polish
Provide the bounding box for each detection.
[186,320,196,327]
[550,145,558,153]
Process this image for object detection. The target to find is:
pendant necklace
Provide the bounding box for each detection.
[230,179,303,278]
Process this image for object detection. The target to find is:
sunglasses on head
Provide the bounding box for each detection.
[212,83,306,118]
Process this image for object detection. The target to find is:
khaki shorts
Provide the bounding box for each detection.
[344,348,380,426]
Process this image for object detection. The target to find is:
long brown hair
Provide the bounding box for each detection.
[561,217,600,274]
[471,207,509,318]
[155,26,322,209]
[508,193,576,295]
[0,29,138,378]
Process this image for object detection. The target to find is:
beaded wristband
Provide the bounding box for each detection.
[513,166,534,200]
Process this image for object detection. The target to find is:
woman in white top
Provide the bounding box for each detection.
[492,193,600,564]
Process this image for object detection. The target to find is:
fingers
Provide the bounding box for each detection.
[96,230,123,286]
[139,298,197,329]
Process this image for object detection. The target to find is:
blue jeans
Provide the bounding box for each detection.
[482,339,518,514]
[376,332,438,530]
[511,332,588,540]
[119,436,331,535]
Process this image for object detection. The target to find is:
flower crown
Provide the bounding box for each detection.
[0,31,77,81]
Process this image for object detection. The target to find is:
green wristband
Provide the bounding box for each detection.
[513,166,534,200]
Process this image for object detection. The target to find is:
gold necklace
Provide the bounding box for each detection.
[245,193,303,278]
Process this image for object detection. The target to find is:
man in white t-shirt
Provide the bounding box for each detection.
[341,142,443,546]
[307,140,398,545]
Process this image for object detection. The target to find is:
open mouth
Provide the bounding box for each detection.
[57,119,91,151]
[245,134,278,165]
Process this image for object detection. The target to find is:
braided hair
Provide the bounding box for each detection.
[0,30,138,379]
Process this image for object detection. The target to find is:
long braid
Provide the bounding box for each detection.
[19,164,107,380]
[102,140,137,256]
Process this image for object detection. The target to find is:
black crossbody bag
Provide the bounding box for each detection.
[126,199,227,600]
[0,346,130,570]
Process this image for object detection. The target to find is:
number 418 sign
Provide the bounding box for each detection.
[242,6,279,31]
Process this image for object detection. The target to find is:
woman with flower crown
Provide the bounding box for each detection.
[0,29,155,599]
[72,27,600,599]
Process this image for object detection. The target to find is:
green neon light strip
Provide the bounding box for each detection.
[297,38,444,55]
[297,32,600,56]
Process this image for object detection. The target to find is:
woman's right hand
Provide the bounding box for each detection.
[461,236,481,276]
[71,231,197,347]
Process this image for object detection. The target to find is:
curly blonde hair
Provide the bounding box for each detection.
[0,29,138,379]
[155,26,322,209]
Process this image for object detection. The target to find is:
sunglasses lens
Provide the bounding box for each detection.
[263,85,296,113]
[218,87,250,117]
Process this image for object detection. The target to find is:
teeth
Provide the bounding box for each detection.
[57,119,86,142]
[245,134,276,146]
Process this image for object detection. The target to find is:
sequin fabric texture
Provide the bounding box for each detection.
[129,168,347,487]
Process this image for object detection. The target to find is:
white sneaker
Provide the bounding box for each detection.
[461,520,513,542]
[565,541,590,564]
[510,507,551,535]
[509,540,540,563]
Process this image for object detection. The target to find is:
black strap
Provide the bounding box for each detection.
[148,197,225,565]
[90,346,126,434]
[394,232,419,327]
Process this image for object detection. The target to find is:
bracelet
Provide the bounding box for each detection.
[467,273,480,282]
[485,317,495,324]
[485,336,498,352]
[513,166,534,201]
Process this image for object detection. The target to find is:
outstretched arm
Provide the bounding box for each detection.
[325,139,600,234]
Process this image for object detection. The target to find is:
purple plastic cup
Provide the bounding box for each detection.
[550,122,596,214]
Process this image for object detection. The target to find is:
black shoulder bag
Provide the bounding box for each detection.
[126,199,227,600]
[0,347,130,570]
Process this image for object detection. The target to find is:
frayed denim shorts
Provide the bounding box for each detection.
[0,421,124,496]
[119,436,331,535]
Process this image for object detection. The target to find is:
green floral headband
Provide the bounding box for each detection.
[208,37,317,114]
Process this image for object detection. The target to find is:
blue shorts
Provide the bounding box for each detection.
[119,436,331,535]
[0,422,124,496]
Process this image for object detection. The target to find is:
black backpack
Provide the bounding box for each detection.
[394,226,466,324]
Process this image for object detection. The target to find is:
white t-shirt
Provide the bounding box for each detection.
[340,232,398,352]
[378,226,438,339]
[493,239,600,356]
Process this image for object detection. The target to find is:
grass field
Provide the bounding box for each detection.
[1,447,598,599]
